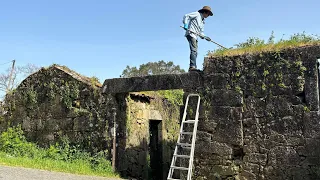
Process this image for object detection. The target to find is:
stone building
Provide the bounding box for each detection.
[2,64,113,153]
[2,64,181,180]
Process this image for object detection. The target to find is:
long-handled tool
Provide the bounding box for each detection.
[180,26,227,49]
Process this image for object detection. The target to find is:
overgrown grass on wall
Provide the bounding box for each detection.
[0,125,119,178]
[156,90,184,106]
[209,32,320,57]
[142,89,184,106]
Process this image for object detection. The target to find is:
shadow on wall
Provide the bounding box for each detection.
[116,137,178,180]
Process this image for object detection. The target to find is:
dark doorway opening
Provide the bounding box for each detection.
[149,120,163,180]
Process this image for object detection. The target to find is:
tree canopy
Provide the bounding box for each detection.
[120,60,185,105]
[121,60,185,78]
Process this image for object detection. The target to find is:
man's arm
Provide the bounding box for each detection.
[199,20,206,39]
[200,24,205,38]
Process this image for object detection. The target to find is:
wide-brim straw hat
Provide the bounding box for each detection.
[199,6,213,16]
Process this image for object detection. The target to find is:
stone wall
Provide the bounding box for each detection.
[194,45,320,179]
[115,92,181,180]
[2,45,320,180]
[2,65,116,154]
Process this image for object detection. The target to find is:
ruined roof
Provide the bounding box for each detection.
[20,64,102,88]
[51,64,102,88]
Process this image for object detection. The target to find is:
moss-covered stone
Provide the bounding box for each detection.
[196,45,320,179]
[115,92,181,180]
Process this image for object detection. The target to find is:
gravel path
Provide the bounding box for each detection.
[0,165,125,180]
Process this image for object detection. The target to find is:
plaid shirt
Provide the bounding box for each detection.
[182,11,205,40]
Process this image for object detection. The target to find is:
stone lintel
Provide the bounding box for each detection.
[102,72,203,94]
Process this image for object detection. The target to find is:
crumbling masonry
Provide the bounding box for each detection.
[103,45,320,179]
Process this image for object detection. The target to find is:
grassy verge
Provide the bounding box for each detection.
[0,126,120,178]
[0,152,119,177]
[208,32,320,57]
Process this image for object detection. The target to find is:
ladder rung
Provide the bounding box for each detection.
[180,132,193,135]
[177,143,192,147]
[168,178,180,180]
[171,166,189,171]
[183,120,195,123]
[174,154,190,158]
[187,94,200,97]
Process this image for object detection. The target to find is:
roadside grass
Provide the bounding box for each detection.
[208,32,320,57]
[0,153,118,177]
[0,125,120,178]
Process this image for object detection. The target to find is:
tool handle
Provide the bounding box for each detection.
[180,26,227,49]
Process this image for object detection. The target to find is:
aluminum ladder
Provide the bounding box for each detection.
[167,94,201,180]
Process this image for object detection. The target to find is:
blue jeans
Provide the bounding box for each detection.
[186,35,198,68]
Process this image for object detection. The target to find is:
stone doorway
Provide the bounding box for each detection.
[148,119,163,180]
[114,92,182,180]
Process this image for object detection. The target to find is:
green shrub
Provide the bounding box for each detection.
[54,137,91,162]
[44,144,61,160]
[91,151,113,173]
[0,125,38,158]
[0,125,117,177]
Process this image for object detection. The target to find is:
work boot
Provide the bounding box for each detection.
[189,67,200,72]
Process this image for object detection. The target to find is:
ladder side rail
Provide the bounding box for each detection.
[167,146,178,179]
[181,95,191,122]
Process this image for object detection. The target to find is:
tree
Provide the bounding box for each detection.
[120,60,186,105]
[121,60,185,78]
[0,63,40,93]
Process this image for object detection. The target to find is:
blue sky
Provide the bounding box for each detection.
[0,0,319,86]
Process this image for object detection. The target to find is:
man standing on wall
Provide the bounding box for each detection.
[182,6,213,71]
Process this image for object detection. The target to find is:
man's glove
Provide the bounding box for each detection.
[204,36,211,41]
[183,24,188,30]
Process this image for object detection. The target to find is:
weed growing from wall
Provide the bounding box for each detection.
[156,90,184,106]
